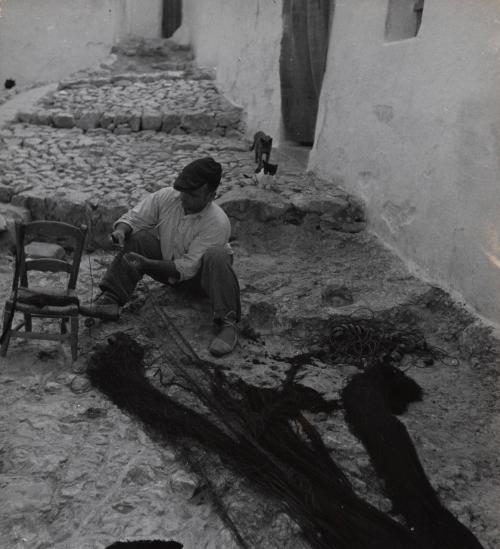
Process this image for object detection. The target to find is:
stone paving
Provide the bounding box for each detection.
[17,76,242,136]
[0,38,499,549]
[0,122,365,248]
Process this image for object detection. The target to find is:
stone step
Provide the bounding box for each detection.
[15,76,242,136]
[57,67,213,92]
[110,37,194,61]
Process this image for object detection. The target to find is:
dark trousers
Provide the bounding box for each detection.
[99,231,241,322]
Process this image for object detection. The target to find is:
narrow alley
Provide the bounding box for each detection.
[0,36,498,549]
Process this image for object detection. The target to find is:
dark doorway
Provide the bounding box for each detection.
[280,0,332,145]
[162,0,182,38]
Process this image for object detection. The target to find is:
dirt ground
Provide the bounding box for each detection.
[1,213,498,548]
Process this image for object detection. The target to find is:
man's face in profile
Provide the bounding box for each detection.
[179,183,214,214]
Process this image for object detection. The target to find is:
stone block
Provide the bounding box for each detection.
[0,183,14,202]
[182,112,216,133]
[129,112,142,132]
[16,111,35,123]
[0,202,31,224]
[90,77,112,87]
[110,73,138,84]
[114,127,132,135]
[347,195,366,221]
[141,112,163,131]
[53,113,75,129]
[100,112,114,129]
[114,113,130,126]
[215,109,242,127]
[25,241,66,260]
[31,111,54,126]
[217,188,289,222]
[76,111,101,130]
[161,112,181,133]
[0,204,31,251]
[225,128,243,139]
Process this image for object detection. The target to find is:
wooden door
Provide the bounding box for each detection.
[280,0,332,145]
[162,0,182,38]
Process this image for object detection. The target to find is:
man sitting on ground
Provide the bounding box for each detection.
[82,157,240,357]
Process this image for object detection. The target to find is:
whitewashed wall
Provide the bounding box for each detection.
[0,0,161,88]
[176,0,283,142]
[309,0,500,325]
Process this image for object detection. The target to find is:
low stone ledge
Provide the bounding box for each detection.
[217,188,290,222]
[15,107,242,136]
[0,183,14,202]
[58,70,187,90]
[217,186,366,233]
[53,112,75,129]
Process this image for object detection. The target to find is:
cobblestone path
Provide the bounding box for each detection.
[0,39,498,549]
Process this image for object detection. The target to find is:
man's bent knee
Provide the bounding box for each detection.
[203,246,232,266]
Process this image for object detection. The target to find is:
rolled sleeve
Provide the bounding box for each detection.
[114,191,161,233]
[174,224,230,281]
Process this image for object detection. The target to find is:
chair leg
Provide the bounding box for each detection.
[70,316,79,362]
[1,308,13,357]
[24,313,32,332]
[61,317,68,335]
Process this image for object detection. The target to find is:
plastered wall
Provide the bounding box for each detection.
[0,0,161,88]
[176,0,283,141]
[309,0,500,325]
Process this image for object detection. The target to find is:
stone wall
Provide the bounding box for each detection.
[175,0,283,143]
[308,0,500,326]
[0,0,161,89]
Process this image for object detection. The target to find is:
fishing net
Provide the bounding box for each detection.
[87,299,484,549]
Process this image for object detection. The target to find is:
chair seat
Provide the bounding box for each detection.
[1,220,89,362]
[5,287,80,317]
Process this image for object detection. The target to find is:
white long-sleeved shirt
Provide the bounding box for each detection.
[115,187,231,281]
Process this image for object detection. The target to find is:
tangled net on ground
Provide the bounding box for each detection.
[88,332,420,549]
[106,541,182,548]
[311,310,454,370]
[87,295,484,549]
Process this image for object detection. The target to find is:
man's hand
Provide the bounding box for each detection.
[123,251,147,275]
[110,227,128,248]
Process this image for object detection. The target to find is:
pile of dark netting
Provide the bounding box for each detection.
[87,302,484,549]
[310,311,446,369]
[105,541,182,548]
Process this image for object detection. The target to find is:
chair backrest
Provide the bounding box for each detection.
[13,221,88,291]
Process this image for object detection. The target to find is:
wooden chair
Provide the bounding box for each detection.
[0,221,88,361]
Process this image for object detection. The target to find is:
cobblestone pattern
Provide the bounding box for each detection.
[0,125,251,244]
[16,77,243,136]
[0,344,238,549]
[0,124,365,247]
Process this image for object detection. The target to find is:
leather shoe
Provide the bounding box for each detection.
[80,293,120,320]
[209,320,238,357]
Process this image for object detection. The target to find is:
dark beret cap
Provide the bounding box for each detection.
[174,157,222,191]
